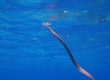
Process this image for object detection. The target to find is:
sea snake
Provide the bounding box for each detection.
[43,22,94,80]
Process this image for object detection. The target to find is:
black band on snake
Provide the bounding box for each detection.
[43,22,94,80]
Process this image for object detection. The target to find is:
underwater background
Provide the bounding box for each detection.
[0,0,110,80]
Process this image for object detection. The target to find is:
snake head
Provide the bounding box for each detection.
[42,22,51,26]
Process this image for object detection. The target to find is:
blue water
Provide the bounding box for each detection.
[0,0,110,80]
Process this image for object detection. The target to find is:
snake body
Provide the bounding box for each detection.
[43,22,94,80]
